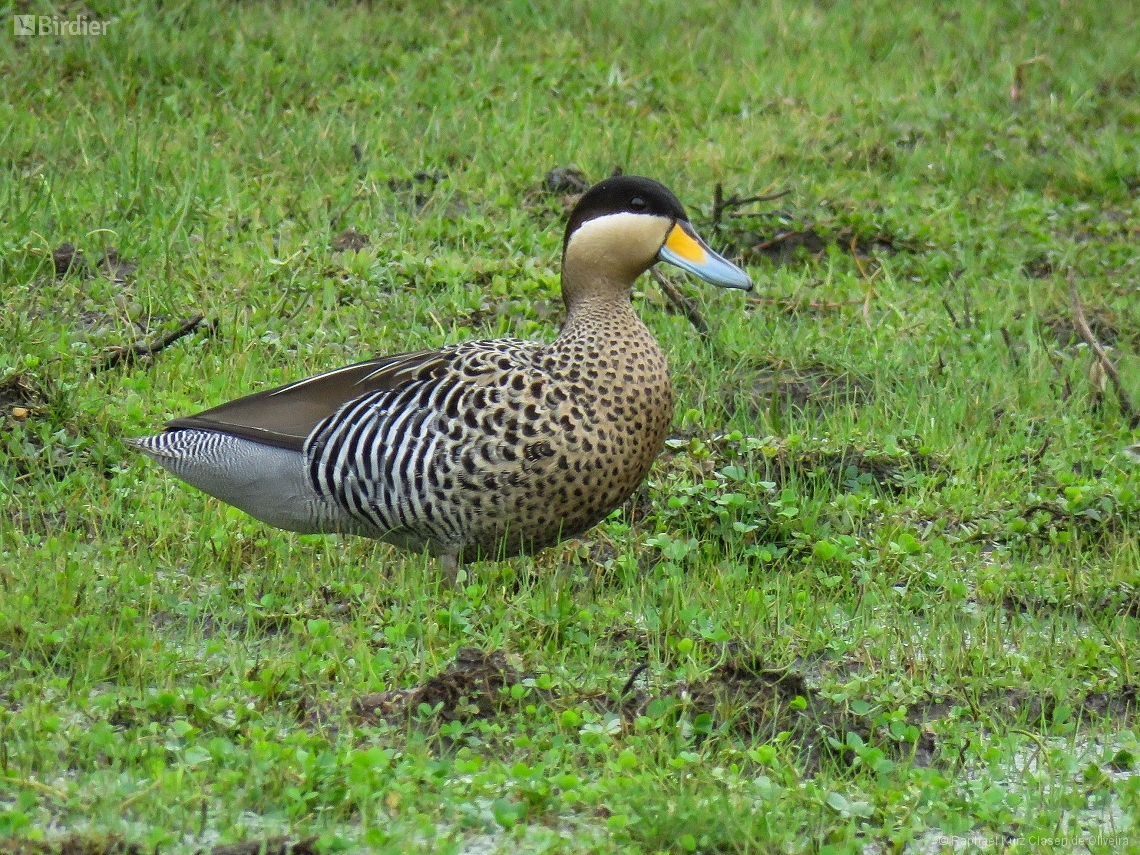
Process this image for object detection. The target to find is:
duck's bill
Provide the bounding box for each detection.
[657,221,752,290]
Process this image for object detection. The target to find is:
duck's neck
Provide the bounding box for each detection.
[557,293,644,345]
[550,290,670,404]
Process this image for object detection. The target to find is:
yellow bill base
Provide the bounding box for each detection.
[664,224,708,264]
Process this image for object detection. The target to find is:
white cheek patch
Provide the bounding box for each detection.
[566,212,671,263]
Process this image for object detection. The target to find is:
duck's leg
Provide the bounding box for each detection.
[439,552,460,589]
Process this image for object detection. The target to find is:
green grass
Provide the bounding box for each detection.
[2,0,1139,852]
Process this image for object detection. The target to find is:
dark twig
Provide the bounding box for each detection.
[941,297,960,328]
[1027,435,1051,466]
[1022,502,1068,520]
[712,182,724,230]
[955,736,972,771]
[1011,54,1049,101]
[753,232,795,252]
[729,189,793,207]
[651,268,710,336]
[1069,273,1139,428]
[710,183,792,230]
[620,662,649,697]
[96,314,213,372]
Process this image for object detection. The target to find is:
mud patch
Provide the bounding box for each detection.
[1001,495,1140,549]
[986,687,1057,728]
[940,685,1135,730]
[332,228,370,253]
[543,165,590,195]
[521,167,590,221]
[52,243,88,278]
[210,839,318,855]
[0,372,44,424]
[684,658,839,740]
[96,248,138,283]
[1044,308,1139,350]
[1096,69,1140,98]
[749,225,900,265]
[980,686,1133,729]
[1022,254,1054,279]
[147,607,229,640]
[353,648,521,724]
[1002,585,1140,620]
[713,209,919,269]
[386,169,447,194]
[316,583,360,618]
[1081,685,1138,721]
[385,170,463,216]
[600,625,653,654]
[50,244,138,282]
[617,653,937,771]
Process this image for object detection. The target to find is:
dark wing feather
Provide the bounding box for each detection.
[164,349,453,451]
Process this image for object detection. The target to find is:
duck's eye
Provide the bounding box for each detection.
[630,196,647,211]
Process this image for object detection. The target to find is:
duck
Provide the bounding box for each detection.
[128,176,752,584]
